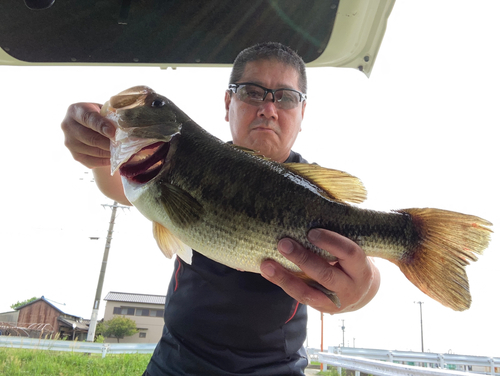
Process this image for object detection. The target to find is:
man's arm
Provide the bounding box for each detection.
[260,228,380,314]
[61,102,131,206]
[92,166,131,206]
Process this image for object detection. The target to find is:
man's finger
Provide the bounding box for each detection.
[72,153,112,169]
[277,237,350,291]
[63,121,112,152]
[69,102,116,138]
[307,229,368,277]
[260,260,326,306]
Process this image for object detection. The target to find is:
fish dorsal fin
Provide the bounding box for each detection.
[153,222,193,264]
[158,183,204,227]
[283,163,367,204]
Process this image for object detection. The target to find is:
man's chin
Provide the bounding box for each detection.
[246,135,276,150]
[246,140,288,162]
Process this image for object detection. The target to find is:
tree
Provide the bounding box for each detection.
[94,320,105,343]
[10,297,37,310]
[100,316,138,343]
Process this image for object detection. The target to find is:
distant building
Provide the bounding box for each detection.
[0,296,88,340]
[103,291,165,343]
[0,310,19,323]
[0,310,19,336]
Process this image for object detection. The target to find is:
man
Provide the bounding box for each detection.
[62,42,380,375]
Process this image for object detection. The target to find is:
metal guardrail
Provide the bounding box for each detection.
[319,353,476,376]
[308,347,500,376]
[2,336,499,375]
[0,336,156,358]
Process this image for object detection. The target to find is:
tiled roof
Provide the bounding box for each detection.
[104,292,166,305]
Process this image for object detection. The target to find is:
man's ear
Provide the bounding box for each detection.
[224,91,231,122]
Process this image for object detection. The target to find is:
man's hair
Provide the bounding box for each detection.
[229,42,307,93]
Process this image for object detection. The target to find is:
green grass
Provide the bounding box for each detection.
[0,347,151,376]
[310,362,374,376]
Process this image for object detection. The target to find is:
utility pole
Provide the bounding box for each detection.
[340,319,345,347]
[86,201,128,342]
[415,301,424,352]
[320,312,325,371]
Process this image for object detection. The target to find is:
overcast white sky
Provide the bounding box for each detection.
[1,1,498,357]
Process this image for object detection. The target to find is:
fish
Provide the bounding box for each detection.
[101,85,493,311]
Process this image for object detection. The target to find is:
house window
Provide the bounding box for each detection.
[150,309,164,317]
[112,306,163,317]
[139,332,146,338]
[113,307,135,315]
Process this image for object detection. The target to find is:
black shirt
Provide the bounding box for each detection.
[146,150,309,376]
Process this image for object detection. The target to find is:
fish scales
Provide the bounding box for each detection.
[155,121,413,272]
[102,86,493,311]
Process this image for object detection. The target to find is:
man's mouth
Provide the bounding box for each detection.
[119,142,170,183]
[250,122,278,133]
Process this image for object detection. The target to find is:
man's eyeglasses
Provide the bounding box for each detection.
[228,82,306,110]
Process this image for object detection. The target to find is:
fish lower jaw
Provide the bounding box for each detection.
[119,142,170,184]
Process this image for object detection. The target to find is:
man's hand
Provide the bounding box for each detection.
[61,102,130,205]
[61,102,116,169]
[260,228,380,314]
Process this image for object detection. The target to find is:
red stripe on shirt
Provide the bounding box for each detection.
[285,301,300,324]
[174,256,182,291]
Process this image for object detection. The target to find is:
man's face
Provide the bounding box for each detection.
[225,60,306,163]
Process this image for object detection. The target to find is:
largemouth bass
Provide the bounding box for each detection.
[101,86,492,311]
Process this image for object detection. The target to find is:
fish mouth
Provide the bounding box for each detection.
[119,142,170,184]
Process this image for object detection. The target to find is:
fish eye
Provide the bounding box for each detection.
[151,99,165,108]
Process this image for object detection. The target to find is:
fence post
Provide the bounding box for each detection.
[438,354,445,369]
[101,344,109,358]
[322,346,330,372]
[336,347,342,376]
[488,358,494,376]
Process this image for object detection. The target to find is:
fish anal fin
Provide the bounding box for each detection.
[392,208,492,311]
[153,222,192,264]
[284,163,367,204]
[293,271,341,308]
[158,184,204,228]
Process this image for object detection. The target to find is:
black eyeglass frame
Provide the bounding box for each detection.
[228,82,307,106]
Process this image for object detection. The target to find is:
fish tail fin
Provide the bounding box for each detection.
[393,208,492,311]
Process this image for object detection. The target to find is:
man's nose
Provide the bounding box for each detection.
[258,94,278,119]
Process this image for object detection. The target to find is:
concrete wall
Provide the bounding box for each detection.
[103,300,164,343]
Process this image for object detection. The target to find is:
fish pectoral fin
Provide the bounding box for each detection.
[294,272,341,308]
[283,163,367,204]
[153,222,193,265]
[158,184,204,228]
